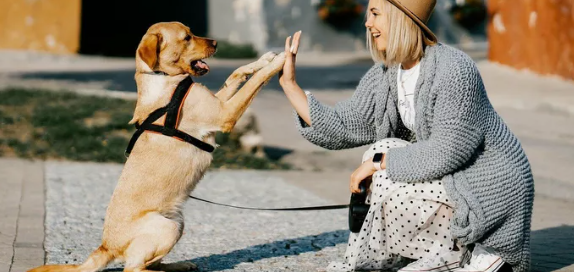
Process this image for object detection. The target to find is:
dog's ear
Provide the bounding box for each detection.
[137,33,161,70]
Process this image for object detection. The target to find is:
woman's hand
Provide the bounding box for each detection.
[350,155,387,193]
[279,31,302,87]
[350,159,377,194]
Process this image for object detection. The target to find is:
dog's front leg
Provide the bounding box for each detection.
[215,52,278,102]
[219,52,286,132]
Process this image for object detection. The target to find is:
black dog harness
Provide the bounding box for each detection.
[125,76,215,157]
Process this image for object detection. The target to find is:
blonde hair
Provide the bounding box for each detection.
[367,0,436,66]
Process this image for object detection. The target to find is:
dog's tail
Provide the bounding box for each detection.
[27,245,114,272]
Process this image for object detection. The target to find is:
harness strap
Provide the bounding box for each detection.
[164,76,193,129]
[125,76,215,157]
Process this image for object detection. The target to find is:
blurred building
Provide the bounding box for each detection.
[5,0,572,81]
[488,0,574,80]
[0,0,208,56]
[207,0,487,53]
[0,0,81,54]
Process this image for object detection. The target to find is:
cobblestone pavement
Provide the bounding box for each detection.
[1,158,574,272]
[41,162,574,272]
[44,162,348,272]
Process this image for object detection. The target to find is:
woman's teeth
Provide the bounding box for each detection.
[372,33,381,38]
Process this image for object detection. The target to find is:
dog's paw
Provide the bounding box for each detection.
[236,66,255,76]
[270,52,286,66]
[260,51,278,62]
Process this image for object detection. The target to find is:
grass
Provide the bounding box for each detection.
[0,88,289,170]
[213,41,258,59]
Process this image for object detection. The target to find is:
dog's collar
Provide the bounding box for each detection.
[142,71,169,76]
[125,76,215,157]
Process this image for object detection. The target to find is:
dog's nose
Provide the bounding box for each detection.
[212,40,217,48]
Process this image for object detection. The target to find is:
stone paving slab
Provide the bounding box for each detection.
[44,162,349,272]
[0,158,45,272]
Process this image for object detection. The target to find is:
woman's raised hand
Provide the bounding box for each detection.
[279,31,302,87]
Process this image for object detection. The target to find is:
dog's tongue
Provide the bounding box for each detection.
[195,60,209,70]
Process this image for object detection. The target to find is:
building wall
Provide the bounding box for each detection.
[208,0,367,53]
[208,0,487,53]
[0,0,81,54]
[488,0,574,80]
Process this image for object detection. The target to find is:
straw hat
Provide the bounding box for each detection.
[387,0,438,43]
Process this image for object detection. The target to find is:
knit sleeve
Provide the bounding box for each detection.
[386,60,485,182]
[293,64,383,150]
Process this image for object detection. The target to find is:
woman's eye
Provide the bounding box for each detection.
[372,12,378,17]
[184,35,192,41]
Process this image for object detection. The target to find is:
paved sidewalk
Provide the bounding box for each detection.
[1,158,574,272]
[0,158,45,272]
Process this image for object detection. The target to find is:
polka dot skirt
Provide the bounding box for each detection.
[327,138,456,272]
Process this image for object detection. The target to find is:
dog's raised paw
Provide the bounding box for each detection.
[236,66,255,76]
[271,52,287,64]
[260,51,278,62]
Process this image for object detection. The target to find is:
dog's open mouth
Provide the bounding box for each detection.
[191,59,210,76]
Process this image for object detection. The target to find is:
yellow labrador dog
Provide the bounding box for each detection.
[29,22,285,272]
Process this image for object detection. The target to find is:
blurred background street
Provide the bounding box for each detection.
[0,0,573,271]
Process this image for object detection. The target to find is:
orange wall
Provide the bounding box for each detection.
[0,0,81,53]
[488,0,574,80]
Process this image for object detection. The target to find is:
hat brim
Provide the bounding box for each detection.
[386,0,438,43]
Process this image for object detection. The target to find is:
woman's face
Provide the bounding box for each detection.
[365,0,389,52]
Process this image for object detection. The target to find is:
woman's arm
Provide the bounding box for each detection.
[279,32,312,126]
[279,32,382,150]
[281,82,312,126]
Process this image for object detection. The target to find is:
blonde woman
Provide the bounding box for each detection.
[279,0,534,272]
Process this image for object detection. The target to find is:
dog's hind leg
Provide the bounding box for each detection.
[123,237,166,272]
[215,52,277,102]
[123,214,186,272]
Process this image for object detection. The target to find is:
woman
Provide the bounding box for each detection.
[279,0,534,272]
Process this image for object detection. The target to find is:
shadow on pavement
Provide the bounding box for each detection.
[263,146,294,161]
[531,225,574,272]
[187,230,348,271]
[102,230,348,272]
[101,225,574,271]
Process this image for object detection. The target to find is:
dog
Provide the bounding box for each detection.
[29,22,285,272]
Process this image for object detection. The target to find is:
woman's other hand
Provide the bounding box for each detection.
[350,159,377,194]
[279,31,302,87]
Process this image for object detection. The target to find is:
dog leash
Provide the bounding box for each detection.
[188,181,370,212]
[188,195,349,211]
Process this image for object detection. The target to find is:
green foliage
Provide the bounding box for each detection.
[0,88,289,169]
[213,41,258,59]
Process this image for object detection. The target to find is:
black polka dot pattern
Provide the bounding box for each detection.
[327,139,456,271]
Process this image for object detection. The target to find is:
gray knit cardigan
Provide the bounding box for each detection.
[294,44,534,272]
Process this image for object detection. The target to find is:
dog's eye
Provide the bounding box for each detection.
[184,35,192,41]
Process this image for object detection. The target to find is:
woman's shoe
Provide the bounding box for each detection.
[397,250,462,272]
[457,245,505,272]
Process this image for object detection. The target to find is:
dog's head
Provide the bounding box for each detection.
[136,22,217,76]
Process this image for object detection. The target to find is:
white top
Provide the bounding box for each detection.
[396,62,421,131]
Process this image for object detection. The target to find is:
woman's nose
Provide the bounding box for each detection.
[365,16,373,28]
